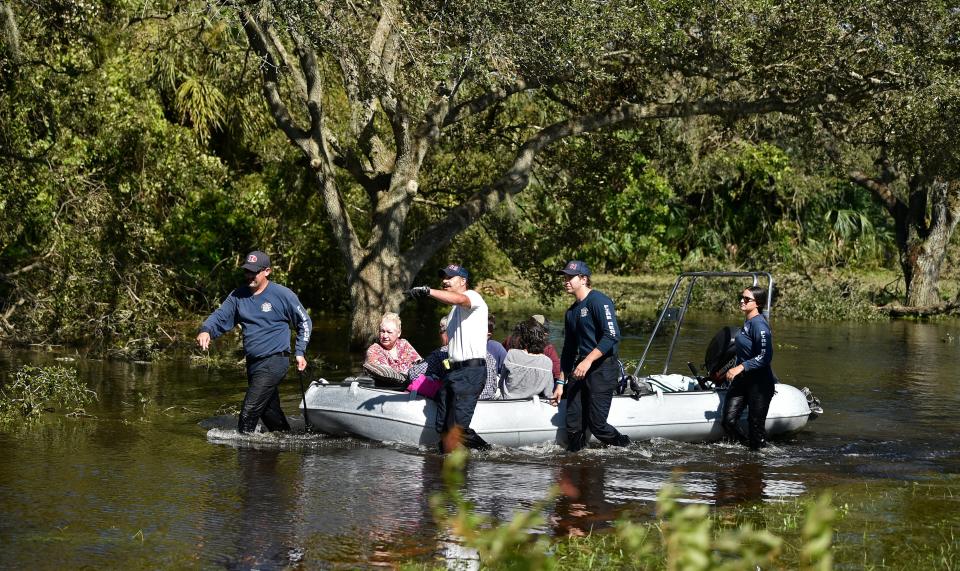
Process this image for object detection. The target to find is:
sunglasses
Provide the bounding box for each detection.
[740,296,756,304]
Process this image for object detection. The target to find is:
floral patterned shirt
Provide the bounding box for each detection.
[365,338,422,373]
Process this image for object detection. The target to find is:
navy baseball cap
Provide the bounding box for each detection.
[241,251,271,272]
[556,260,591,276]
[438,264,469,279]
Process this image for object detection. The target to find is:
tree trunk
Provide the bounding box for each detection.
[348,268,399,350]
[899,179,960,307]
[903,244,946,307]
[851,169,960,310]
[346,251,409,350]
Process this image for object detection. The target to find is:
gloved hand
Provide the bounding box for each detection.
[405,286,431,298]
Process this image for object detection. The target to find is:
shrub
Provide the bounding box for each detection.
[429,447,836,570]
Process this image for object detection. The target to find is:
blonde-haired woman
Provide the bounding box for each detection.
[365,312,422,378]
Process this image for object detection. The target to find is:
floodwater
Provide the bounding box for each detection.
[1,314,959,569]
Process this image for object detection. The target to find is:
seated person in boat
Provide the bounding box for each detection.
[409,316,500,400]
[364,312,421,384]
[487,314,507,375]
[498,318,563,405]
[504,314,563,385]
[410,316,450,382]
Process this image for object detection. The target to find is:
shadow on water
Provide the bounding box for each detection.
[2,314,960,567]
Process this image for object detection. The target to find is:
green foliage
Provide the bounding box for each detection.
[430,451,837,570]
[772,273,884,321]
[2,0,959,354]
[0,1,349,352]
[800,493,835,571]
[684,142,793,264]
[487,133,686,303]
[491,132,899,303]
[657,484,716,570]
[430,447,556,570]
[676,141,895,271]
[173,73,226,145]
[582,154,683,272]
[651,483,784,570]
[0,365,96,423]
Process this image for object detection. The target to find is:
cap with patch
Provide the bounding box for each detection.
[241,250,271,272]
[556,260,591,276]
[438,264,469,279]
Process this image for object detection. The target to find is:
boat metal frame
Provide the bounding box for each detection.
[634,271,773,377]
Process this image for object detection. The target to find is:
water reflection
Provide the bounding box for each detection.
[225,448,293,570]
[713,462,764,506]
[553,462,619,537]
[203,433,813,550]
[895,321,958,421]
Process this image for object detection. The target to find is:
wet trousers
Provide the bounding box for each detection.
[435,364,489,451]
[721,375,775,450]
[238,353,292,433]
[565,357,629,452]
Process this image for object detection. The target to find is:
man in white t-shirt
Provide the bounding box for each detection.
[407,263,490,452]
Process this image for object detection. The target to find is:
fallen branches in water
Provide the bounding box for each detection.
[881,301,960,318]
[0,365,97,423]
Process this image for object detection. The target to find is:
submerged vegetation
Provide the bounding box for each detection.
[0,365,96,423]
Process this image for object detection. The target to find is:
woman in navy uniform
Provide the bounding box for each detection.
[721,285,775,450]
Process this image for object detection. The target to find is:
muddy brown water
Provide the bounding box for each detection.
[1,315,959,569]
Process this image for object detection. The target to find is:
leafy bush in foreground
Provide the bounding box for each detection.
[426,446,835,570]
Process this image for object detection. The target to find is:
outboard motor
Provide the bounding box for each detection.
[703,326,737,387]
[802,386,824,417]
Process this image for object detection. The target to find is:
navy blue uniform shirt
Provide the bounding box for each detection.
[560,289,620,374]
[200,282,312,359]
[735,314,774,383]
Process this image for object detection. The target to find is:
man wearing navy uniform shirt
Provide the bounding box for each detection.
[557,260,630,452]
[196,251,312,433]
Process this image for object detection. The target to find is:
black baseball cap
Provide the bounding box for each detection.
[241,250,271,272]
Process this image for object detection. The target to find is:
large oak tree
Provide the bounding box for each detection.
[823,1,960,308]
[219,0,899,346]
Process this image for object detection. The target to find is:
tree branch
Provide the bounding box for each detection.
[264,14,308,100]
[289,28,326,148]
[1,1,21,63]
[240,9,313,151]
[882,301,960,318]
[241,8,363,271]
[443,79,540,126]
[0,297,25,334]
[405,94,839,269]
[848,169,899,212]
